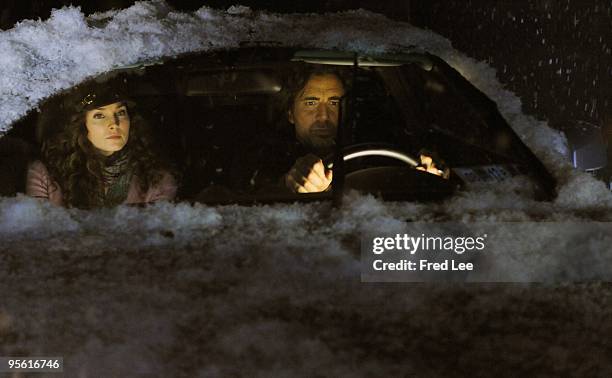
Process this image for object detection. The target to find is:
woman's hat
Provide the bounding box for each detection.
[70,75,134,113]
[36,74,135,143]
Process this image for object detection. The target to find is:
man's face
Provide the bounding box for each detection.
[289,73,344,151]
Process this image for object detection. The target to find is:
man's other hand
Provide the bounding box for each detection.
[416,154,450,179]
[285,154,333,193]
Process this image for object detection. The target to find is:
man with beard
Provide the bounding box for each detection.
[282,70,343,193]
[278,69,446,193]
[216,67,345,196]
[216,66,445,198]
[195,67,342,200]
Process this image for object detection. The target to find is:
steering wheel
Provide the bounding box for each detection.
[324,143,454,201]
[325,144,419,170]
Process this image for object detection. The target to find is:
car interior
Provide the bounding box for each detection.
[0,47,556,205]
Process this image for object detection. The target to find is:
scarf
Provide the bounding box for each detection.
[94,149,133,207]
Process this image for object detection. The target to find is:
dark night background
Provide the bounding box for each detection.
[2,0,610,142]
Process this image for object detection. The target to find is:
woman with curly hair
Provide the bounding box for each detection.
[26,80,177,208]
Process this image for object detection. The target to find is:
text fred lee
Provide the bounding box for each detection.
[372,259,474,271]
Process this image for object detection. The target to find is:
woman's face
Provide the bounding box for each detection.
[85,102,130,156]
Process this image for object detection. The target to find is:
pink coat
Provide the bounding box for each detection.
[26,160,177,206]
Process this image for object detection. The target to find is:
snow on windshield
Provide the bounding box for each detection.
[0,2,611,374]
[1,0,610,207]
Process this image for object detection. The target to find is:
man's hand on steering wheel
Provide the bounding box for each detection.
[285,153,333,193]
[416,150,450,179]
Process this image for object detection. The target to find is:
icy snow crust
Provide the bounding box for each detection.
[2,194,612,375]
[1,1,612,375]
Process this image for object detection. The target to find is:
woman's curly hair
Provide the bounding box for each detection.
[41,104,173,208]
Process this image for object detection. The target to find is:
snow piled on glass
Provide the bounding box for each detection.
[1,1,611,375]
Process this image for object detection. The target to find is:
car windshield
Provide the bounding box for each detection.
[2,47,555,204]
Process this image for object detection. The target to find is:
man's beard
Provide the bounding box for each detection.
[303,121,337,151]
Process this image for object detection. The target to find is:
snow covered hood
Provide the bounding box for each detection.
[1,2,612,375]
